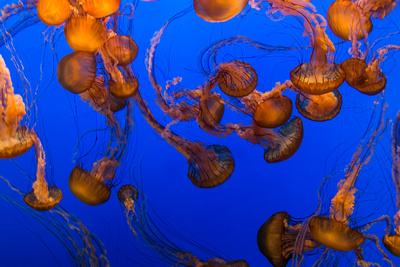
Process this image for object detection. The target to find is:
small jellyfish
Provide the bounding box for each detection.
[327,0,373,41]
[133,92,235,188]
[199,94,225,127]
[103,35,138,66]
[193,0,248,22]
[253,95,293,129]
[295,90,342,121]
[57,51,97,94]
[23,134,62,211]
[264,117,303,163]
[69,157,119,205]
[36,0,72,26]
[341,58,386,95]
[217,60,257,98]
[64,15,106,53]
[118,184,138,211]
[82,0,121,18]
[257,211,316,267]
[109,76,139,99]
[0,54,35,158]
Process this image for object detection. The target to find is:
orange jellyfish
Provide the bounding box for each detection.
[193,0,248,22]
[295,90,342,121]
[308,97,387,253]
[327,0,373,42]
[133,91,235,188]
[250,1,345,95]
[57,51,97,94]
[23,134,62,211]
[36,0,71,26]
[69,157,119,205]
[103,35,138,67]
[64,15,106,53]
[82,0,121,18]
[0,54,35,159]
[257,211,316,267]
[382,111,400,257]
[263,116,303,163]
[216,60,257,98]
[253,95,293,129]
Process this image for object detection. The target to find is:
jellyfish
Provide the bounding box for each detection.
[327,0,398,57]
[36,0,71,26]
[250,1,345,95]
[253,95,293,129]
[295,90,342,122]
[257,211,316,267]
[341,45,400,95]
[57,51,97,94]
[327,0,373,42]
[117,183,249,266]
[0,54,35,159]
[82,0,121,18]
[23,133,62,211]
[102,35,138,67]
[69,157,119,206]
[193,0,248,22]
[216,60,257,98]
[133,91,235,188]
[308,95,387,254]
[64,15,107,53]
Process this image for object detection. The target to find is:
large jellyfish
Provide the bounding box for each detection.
[117,182,249,266]
[327,0,398,57]
[0,54,35,159]
[193,0,248,22]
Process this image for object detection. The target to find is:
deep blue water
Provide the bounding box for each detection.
[0,0,400,266]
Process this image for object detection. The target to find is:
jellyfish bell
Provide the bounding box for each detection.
[217,60,257,98]
[82,0,121,18]
[36,0,72,26]
[290,62,346,96]
[109,76,139,99]
[309,216,365,251]
[69,158,119,206]
[193,0,248,22]
[117,184,138,204]
[64,15,106,53]
[0,126,35,159]
[57,51,97,94]
[253,95,293,129]
[341,58,386,95]
[199,94,225,127]
[382,234,400,257]
[264,116,303,163]
[327,0,373,41]
[23,185,63,211]
[295,90,342,122]
[188,144,234,188]
[109,94,127,112]
[258,211,316,267]
[103,35,138,66]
